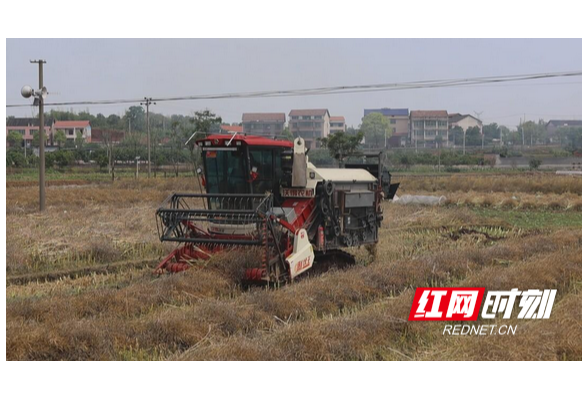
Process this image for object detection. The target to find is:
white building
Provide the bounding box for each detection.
[289,109,330,149]
[449,114,483,133]
[329,116,346,134]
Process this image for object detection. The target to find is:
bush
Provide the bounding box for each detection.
[529,157,542,170]
[498,147,509,158]
[26,154,39,167]
[308,149,336,166]
[6,150,26,167]
[52,150,75,168]
[74,149,90,163]
[444,166,461,173]
[387,151,483,168]
[45,152,55,168]
[550,148,571,158]
[398,154,414,169]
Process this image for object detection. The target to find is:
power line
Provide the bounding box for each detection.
[6,70,581,109]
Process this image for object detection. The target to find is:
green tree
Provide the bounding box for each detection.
[170,121,185,177]
[319,131,364,166]
[282,127,294,141]
[482,123,500,140]
[398,153,413,170]
[7,131,23,148]
[53,150,74,168]
[32,130,47,147]
[95,113,107,128]
[54,130,66,149]
[188,110,223,174]
[124,106,146,132]
[557,126,582,150]
[95,151,109,170]
[360,113,391,148]
[498,126,510,144]
[6,150,26,167]
[465,126,482,146]
[75,131,85,148]
[450,126,464,146]
[519,121,547,146]
[190,110,222,137]
[434,134,445,147]
[107,114,123,129]
[346,126,359,136]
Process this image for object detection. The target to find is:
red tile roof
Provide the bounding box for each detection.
[289,109,329,117]
[449,114,482,123]
[55,120,91,128]
[242,113,286,123]
[410,110,448,118]
[221,125,243,133]
[330,116,345,122]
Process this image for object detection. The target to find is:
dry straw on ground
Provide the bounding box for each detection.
[5,173,582,360]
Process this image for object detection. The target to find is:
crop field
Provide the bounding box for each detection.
[6,173,582,360]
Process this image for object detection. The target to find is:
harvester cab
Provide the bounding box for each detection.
[156,134,385,284]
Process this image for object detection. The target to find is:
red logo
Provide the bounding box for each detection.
[295,256,312,272]
[281,188,314,198]
[408,288,485,321]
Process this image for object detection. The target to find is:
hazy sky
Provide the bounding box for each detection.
[6,39,582,128]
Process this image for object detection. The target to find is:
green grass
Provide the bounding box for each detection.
[471,208,582,229]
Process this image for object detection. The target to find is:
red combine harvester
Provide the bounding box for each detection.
[155,134,395,284]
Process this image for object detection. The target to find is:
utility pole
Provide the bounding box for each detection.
[522,114,526,149]
[24,60,47,211]
[474,111,484,149]
[140,97,156,178]
[499,127,502,146]
[463,128,466,155]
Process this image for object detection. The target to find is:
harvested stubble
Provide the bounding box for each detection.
[6,204,169,275]
[442,191,581,210]
[6,178,203,276]
[6,228,580,361]
[397,174,581,196]
[6,174,582,360]
[6,177,200,213]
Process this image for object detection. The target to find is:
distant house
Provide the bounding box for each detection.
[289,109,330,149]
[220,125,244,134]
[410,110,449,148]
[329,116,346,134]
[6,117,54,147]
[54,120,92,144]
[363,108,409,147]
[449,113,483,133]
[545,120,582,142]
[242,113,285,136]
[91,128,125,144]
